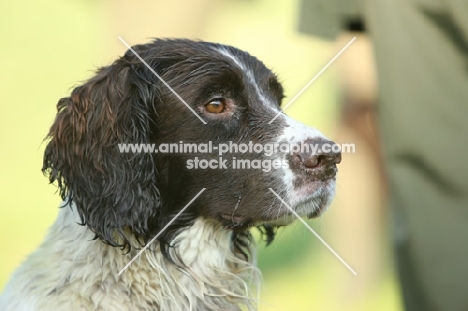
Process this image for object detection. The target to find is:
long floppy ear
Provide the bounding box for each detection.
[43,61,160,250]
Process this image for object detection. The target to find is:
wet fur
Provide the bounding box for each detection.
[0,39,336,310]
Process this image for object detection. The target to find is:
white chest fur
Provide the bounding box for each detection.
[0,206,260,311]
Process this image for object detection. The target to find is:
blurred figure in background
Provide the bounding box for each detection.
[299,0,468,310]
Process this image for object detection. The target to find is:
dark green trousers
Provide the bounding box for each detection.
[300,0,468,310]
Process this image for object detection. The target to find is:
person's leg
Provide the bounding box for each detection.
[366,0,468,309]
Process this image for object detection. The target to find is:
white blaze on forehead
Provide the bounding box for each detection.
[216,47,280,114]
[217,47,246,70]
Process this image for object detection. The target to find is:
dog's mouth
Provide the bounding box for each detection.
[218,213,254,230]
[219,213,247,225]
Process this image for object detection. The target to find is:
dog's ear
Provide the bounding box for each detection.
[43,61,160,249]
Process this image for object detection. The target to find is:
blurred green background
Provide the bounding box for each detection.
[0,0,401,310]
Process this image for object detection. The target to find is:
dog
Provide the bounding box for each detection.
[0,39,341,310]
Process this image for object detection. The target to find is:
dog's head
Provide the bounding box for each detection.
[43,39,340,252]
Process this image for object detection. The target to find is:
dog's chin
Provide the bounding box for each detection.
[260,194,333,227]
[266,179,336,225]
[291,179,336,218]
[218,179,336,229]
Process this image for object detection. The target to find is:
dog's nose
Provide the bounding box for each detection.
[296,139,341,169]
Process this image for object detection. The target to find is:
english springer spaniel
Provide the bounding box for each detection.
[0,39,341,311]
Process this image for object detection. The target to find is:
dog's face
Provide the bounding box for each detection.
[43,39,340,250]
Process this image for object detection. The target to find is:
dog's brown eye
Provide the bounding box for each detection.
[205,99,225,114]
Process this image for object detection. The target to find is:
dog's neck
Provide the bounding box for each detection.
[141,217,260,311]
[6,204,260,310]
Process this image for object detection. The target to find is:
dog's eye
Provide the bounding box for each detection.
[205,99,226,114]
